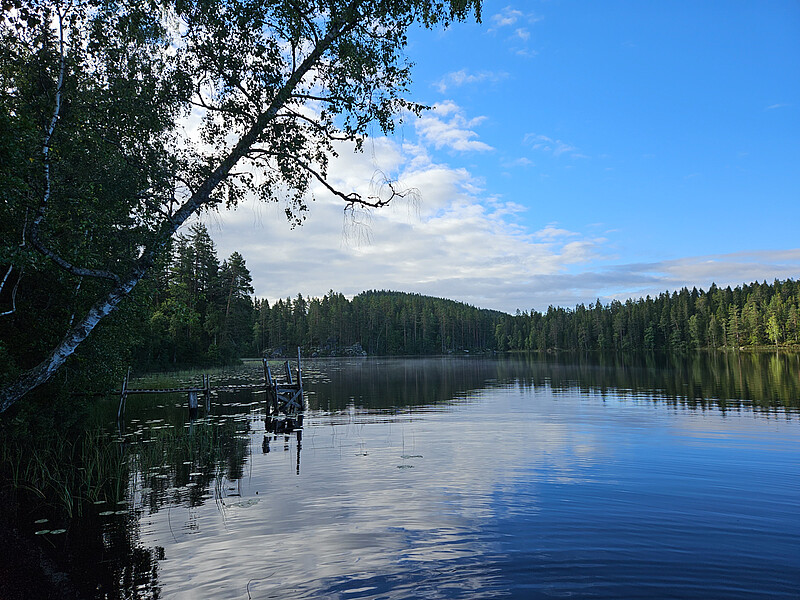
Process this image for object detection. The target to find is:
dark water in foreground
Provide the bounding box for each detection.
[72,353,800,598]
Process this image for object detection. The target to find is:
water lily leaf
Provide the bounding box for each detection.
[34,518,48,524]
[231,498,260,508]
[34,530,51,535]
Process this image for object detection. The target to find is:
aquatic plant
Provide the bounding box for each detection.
[0,424,127,519]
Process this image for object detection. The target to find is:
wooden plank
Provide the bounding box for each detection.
[124,387,207,394]
[296,347,302,390]
[284,361,293,385]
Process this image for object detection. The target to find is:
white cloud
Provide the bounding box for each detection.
[200,131,613,313]
[192,114,798,316]
[490,6,524,29]
[204,179,800,313]
[488,5,543,56]
[524,133,581,158]
[514,28,530,41]
[434,69,509,93]
[415,102,493,153]
[534,224,579,241]
[500,250,800,312]
[503,157,534,169]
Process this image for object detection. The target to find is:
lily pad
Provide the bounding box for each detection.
[34,530,51,535]
[50,529,67,535]
[34,518,49,524]
[230,498,260,508]
[99,511,115,516]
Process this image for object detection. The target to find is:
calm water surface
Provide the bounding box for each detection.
[80,354,800,598]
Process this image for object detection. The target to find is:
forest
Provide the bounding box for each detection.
[495,278,800,352]
[130,224,503,368]
[128,223,800,371]
[4,217,798,395]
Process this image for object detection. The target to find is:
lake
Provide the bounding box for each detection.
[66,352,800,598]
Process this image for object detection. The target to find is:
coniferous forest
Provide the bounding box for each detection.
[124,223,800,371]
[4,219,797,388]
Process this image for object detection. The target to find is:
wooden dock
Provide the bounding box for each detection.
[116,349,305,424]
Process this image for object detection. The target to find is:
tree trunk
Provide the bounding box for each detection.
[0,5,374,414]
[0,275,139,413]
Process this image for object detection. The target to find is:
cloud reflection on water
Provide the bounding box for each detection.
[131,356,800,599]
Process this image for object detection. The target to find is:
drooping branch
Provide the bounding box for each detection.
[0,267,22,318]
[247,146,416,210]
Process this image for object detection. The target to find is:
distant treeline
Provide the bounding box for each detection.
[496,279,800,352]
[254,289,503,357]
[132,225,799,369]
[133,225,502,369]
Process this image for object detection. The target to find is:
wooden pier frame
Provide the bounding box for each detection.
[115,349,304,423]
[263,347,304,417]
[117,373,212,422]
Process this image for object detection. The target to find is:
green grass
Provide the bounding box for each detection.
[0,425,128,519]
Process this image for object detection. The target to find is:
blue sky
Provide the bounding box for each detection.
[208,1,799,313]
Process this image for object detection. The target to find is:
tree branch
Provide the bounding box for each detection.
[0,267,22,318]
[290,92,349,104]
[288,1,321,45]
[275,109,354,142]
[28,6,122,285]
[249,147,412,210]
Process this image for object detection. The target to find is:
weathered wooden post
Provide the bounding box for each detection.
[296,428,302,475]
[188,389,198,420]
[263,359,277,414]
[203,374,211,412]
[117,367,130,434]
[284,360,293,385]
[296,346,303,400]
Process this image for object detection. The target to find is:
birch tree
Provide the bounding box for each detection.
[0,0,482,412]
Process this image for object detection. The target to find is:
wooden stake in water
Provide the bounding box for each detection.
[263,359,277,414]
[117,367,130,424]
[188,389,198,420]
